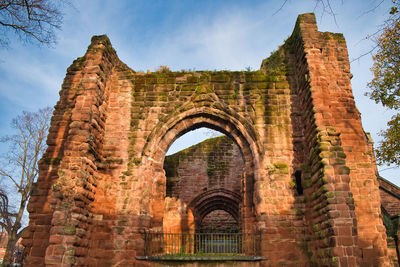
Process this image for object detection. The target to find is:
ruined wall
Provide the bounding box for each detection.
[22,13,390,267]
[163,135,244,232]
[378,176,400,266]
[379,176,400,216]
[280,17,359,265]
[23,37,124,266]
[280,14,390,266]
[164,135,243,202]
[163,136,243,232]
[200,210,238,231]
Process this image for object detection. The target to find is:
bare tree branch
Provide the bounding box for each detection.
[274,0,339,25]
[314,0,338,25]
[357,0,386,19]
[273,0,289,16]
[0,106,53,265]
[0,169,20,190]
[0,0,68,47]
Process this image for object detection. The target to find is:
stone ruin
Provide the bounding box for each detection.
[164,135,400,265]
[22,13,396,266]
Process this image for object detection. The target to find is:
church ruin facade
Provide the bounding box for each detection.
[22,13,393,266]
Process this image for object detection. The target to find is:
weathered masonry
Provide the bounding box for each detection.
[23,13,392,266]
[164,136,400,265]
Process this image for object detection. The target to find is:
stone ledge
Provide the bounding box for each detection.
[136,255,267,261]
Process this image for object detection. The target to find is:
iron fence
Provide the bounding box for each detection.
[143,232,261,259]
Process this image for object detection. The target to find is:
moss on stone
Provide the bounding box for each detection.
[65,247,75,256]
[187,76,199,83]
[274,162,288,169]
[210,72,230,83]
[63,225,76,235]
[260,49,288,77]
[164,154,180,178]
[303,180,312,188]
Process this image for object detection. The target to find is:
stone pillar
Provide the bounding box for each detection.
[289,13,389,266]
[23,35,120,266]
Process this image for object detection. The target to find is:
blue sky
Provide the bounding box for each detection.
[0,0,398,186]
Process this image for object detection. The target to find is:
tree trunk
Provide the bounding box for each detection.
[395,236,400,267]
[2,195,28,266]
[2,232,17,267]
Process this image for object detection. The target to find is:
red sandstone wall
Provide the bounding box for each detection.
[163,135,244,232]
[164,136,243,204]
[201,210,238,231]
[379,177,400,216]
[281,13,389,266]
[22,13,392,267]
[281,17,360,265]
[23,36,123,266]
[378,177,400,266]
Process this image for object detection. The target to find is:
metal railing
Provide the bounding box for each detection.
[143,231,261,260]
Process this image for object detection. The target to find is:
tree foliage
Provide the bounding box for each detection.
[0,107,52,266]
[0,0,66,47]
[367,0,400,165]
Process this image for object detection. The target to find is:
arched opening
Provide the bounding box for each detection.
[200,210,238,233]
[191,189,241,233]
[162,127,244,234]
[142,107,261,236]
[140,105,262,259]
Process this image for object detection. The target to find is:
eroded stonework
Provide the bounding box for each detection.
[165,136,400,266]
[23,13,392,266]
[163,136,243,233]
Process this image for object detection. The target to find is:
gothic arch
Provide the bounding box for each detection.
[142,93,262,167]
[140,95,261,232]
[188,189,242,231]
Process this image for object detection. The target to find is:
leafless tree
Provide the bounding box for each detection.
[0,0,67,47]
[0,106,52,266]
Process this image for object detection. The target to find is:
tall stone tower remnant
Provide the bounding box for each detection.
[23,13,391,266]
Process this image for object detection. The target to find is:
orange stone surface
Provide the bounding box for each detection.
[22,13,394,266]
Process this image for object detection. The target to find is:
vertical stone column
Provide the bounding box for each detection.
[293,13,389,265]
[83,63,137,266]
[258,51,309,263]
[23,35,120,266]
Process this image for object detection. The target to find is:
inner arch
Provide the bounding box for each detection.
[163,128,244,233]
[144,108,260,233]
[143,105,262,167]
[200,210,238,233]
[189,189,242,233]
